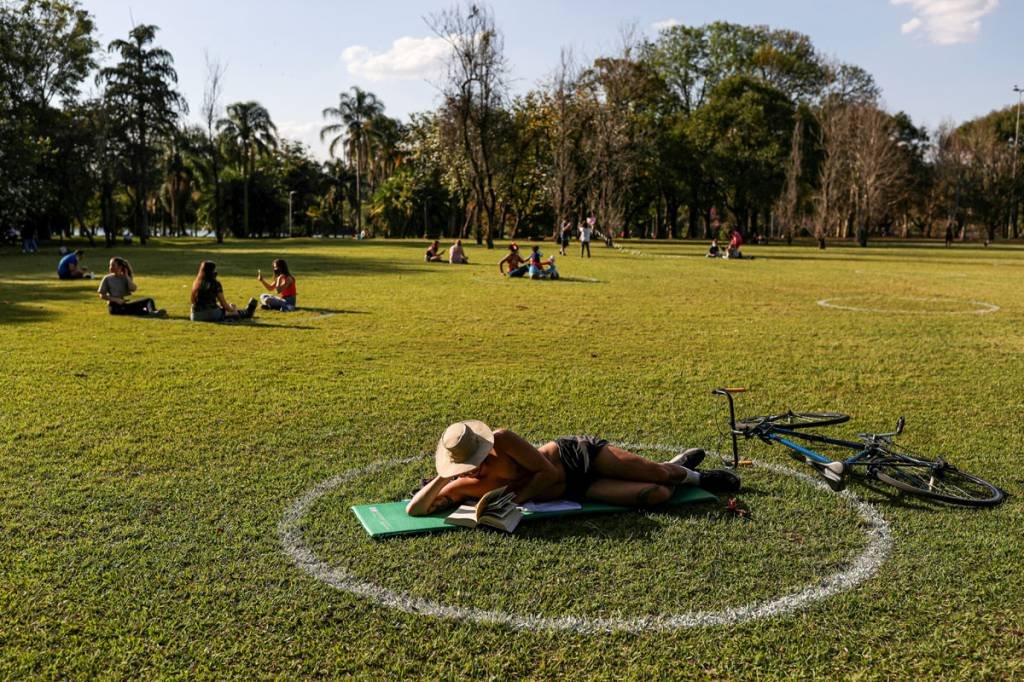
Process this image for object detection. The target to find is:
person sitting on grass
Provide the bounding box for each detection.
[189,260,257,322]
[449,239,469,264]
[726,228,744,259]
[57,250,92,279]
[97,257,166,317]
[425,240,443,262]
[499,243,528,278]
[257,259,297,311]
[526,245,559,280]
[407,420,739,516]
[706,239,720,258]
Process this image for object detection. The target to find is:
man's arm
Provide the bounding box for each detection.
[494,429,560,504]
[406,475,483,516]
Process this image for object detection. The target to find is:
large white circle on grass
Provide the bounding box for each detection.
[278,444,892,633]
[817,296,999,315]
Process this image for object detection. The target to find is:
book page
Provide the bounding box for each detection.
[479,507,523,533]
[444,504,480,528]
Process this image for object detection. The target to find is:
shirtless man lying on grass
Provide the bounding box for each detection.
[407,420,740,516]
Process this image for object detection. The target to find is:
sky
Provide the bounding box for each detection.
[81,0,1023,158]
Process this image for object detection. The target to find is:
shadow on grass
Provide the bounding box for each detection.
[55,239,460,279]
[516,502,721,542]
[0,280,93,325]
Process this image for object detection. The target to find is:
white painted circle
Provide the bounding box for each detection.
[278,445,892,632]
[817,296,999,315]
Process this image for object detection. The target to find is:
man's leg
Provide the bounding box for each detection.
[592,445,695,486]
[584,478,674,508]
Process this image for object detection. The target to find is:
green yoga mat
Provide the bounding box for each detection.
[351,487,719,538]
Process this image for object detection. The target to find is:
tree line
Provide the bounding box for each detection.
[2,1,1021,247]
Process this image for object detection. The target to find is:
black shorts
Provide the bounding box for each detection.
[555,435,609,502]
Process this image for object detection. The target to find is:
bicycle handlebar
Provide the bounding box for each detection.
[856,416,906,444]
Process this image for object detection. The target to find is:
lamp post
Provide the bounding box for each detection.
[288,191,297,237]
[1011,86,1023,238]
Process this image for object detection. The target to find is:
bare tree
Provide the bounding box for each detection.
[815,103,907,244]
[428,3,509,248]
[201,52,226,242]
[544,48,585,238]
[849,105,907,245]
[774,113,804,240]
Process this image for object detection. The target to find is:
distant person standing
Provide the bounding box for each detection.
[944,224,954,247]
[57,250,92,279]
[559,220,572,256]
[21,226,38,254]
[580,215,594,258]
[97,257,166,317]
[449,239,469,264]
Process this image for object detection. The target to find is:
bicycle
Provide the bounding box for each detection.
[712,387,1004,507]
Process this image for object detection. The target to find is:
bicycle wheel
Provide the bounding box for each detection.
[869,449,1004,507]
[736,411,850,431]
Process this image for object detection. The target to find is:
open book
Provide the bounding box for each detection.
[444,486,524,533]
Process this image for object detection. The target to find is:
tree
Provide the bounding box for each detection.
[320,86,385,235]
[0,0,97,233]
[428,3,509,248]
[98,24,185,244]
[218,101,278,237]
[815,104,908,243]
[200,54,227,242]
[694,76,795,234]
[542,49,587,237]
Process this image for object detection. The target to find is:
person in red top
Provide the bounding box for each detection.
[257,259,297,311]
[727,227,744,259]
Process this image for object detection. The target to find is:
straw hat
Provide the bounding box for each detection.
[435,420,495,477]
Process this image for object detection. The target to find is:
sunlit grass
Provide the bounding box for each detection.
[1,237,1022,678]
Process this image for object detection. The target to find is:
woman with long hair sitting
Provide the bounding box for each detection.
[189,260,257,322]
[257,259,297,311]
[97,257,166,317]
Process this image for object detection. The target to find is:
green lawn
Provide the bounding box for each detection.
[2,237,1022,678]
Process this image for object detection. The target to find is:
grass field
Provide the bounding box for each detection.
[2,237,1022,678]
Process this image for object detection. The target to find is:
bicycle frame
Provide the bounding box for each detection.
[713,387,880,470]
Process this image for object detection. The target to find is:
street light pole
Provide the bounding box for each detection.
[288,191,297,237]
[1011,86,1023,238]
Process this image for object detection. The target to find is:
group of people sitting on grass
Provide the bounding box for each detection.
[425,239,470,264]
[499,243,559,279]
[57,251,299,322]
[407,420,739,517]
[706,228,746,259]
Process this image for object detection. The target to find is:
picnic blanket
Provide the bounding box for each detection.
[351,486,719,538]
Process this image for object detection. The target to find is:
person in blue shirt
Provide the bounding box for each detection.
[57,250,92,279]
[527,246,559,280]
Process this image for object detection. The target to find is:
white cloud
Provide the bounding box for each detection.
[341,36,451,81]
[652,18,681,31]
[901,17,923,34]
[276,120,329,160]
[891,0,999,45]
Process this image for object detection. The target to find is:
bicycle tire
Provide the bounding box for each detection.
[869,450,1004,507]
[736,411,850,431]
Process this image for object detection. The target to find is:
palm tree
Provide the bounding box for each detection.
[367,114,406,188]
[217,101,277,237]
[321,87,385,234]
[160,131,194,236]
